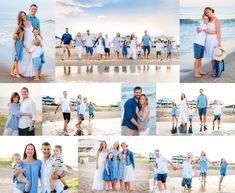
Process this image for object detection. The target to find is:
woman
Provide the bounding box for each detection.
[92,141,108,190]
[17,11,35,77]
[136,94,150,136]
[178,93,188,127]
[74,32,83,60]
[113,32,121,59]
[121,142,135,192]
[129,33,137,60]
[94,32,105,60]
[204,7,221,75]
[14,143,41,193]
[110,141,120,191]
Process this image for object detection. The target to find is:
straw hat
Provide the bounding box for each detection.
[213,47,227,61]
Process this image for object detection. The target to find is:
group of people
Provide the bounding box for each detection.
[12,142,69,193]
[60,28,173,61]
[153,149,228,193]
[171,88,222,134]
[193,7,227,78]
[11,4,45,81]
[122,86,150,136]
[92,141,135,192]
[3,87,38,136]
[55,91,95,136]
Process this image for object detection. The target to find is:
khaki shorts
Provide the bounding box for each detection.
[122,126,139,136]
[63,45,70,52]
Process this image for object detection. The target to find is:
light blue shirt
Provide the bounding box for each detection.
[5,103,20,129]
[75,37,82,47]
[142,35,151,46]
[197,95,208,108]
[27,14,40,29]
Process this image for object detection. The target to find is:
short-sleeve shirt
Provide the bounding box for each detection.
[27,14,40,29]
[197,94,208,109]
[75,37,82,47]
[61,33,73,45]
[29,45,43,58]
[183,161,194,178]
[155,42,163,51]
[155,155,168,174]
[83,35,93,47]
[59,97,71,113]
[194,21,207,46]
[142,35,151,46]
[212,105,222,115]
[78,102,86,116]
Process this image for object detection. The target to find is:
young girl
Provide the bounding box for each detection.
[178,93,188,128]
[137,43,142,59]
[129,33,137,60]
[102,152,114,191]
[188,106,193,133]
[88,102,95,123]
[117,153,125,191]
[171,101,178,131]
[12,25,24,78]
[75,32,83,60]
[94,32,105,60]
[122,40,128,59]
[219,158,228,190]
[166,40,173,61]
[196,151,210,183]
[113,32,121,59]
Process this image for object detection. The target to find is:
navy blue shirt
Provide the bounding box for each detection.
[61,33,73,45]
[122,97,138,130]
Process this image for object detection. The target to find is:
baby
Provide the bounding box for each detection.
[51,145,69,193]
[12,153,30,193]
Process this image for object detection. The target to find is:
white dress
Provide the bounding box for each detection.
[18,25,35,77]
[96,39,105,54]
[204,19,218,61]
[129,39,137,59]
[123,154,134,182]
[92,151,107,190]
[178,99,188,125]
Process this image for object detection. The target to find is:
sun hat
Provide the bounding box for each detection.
[213,47,227,61]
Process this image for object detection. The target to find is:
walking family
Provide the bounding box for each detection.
[12,142,69,193]
[3,87,38,136]
[171,88,222,134]
[122,86,150,136]
[11,4,45,80]
[92,141,135,192]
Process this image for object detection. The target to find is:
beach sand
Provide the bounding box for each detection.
[78,161,149,193]
[55,47,179,83]
[0,108,42,136]
[0,45,55,83]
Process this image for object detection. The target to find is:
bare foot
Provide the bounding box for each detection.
[195,74,202,78]
[199,72,207,75]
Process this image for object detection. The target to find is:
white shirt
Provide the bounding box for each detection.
[155,155,168,174]
[29,45,43,58]
[212,104,222,115]
[188,108,193,116]
[104,38,111,48]
[84,35,93,47]
[194,21,207,46]
[41,155,68,193]
[59,97,71,113]
[155,42,163,51]
[183,160,194,178]
[78,102,86,116]
[19,98,37,129]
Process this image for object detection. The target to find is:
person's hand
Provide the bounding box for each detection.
[29,126,34,132]
[136,107,139,114]
[14,50,17,56]
[218,42,222,47]
[107,172,110,176]
[137,124,145,131]
[196,27,202,33]
[96,165,98,170]
[173,165,177,170]
[51,174,59,180]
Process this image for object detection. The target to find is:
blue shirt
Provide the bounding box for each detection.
[142,35,151,46]
[27,14,40,29]
[75,37,82,47]
[167,44,173,53]
[123,149,135,168]
[61,33,73,45]
[171,106,177,116]
[197,95,208,108]
[122,97,138,130]
[5,103,20,129]
[88,105,94,114]
[220,163,228,174]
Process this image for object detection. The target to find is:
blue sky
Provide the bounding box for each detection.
[56,0,179,42]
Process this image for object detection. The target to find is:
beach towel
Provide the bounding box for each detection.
[212,60,224,78]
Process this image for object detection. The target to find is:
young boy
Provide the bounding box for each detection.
[197,88,208,132]
[51,145,69,192]
[182,153,195,193]
[194,14,209,77]
[212,99,222,130]
[156,39,163,61]
[75,97,88,135]
[188,106,193,133]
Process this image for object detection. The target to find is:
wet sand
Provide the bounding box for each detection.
[0,45,55,83]
[78,162,149,193]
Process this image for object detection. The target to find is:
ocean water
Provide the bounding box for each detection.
[180,6,235,54]
[121,83,156,135]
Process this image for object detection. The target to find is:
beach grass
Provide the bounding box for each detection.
[67,178,79,189]
[0,159,11,167]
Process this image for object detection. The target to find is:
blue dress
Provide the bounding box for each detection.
[220,163,228,176]
[13,37,24,61]
[14,160,41,193]
[122,44,128,56]
[166,44,173,54]
[102,160,114,181]
[117,160,124,181]
[199,156,208,174]
[171,106,177,116]
[112,150,119,179]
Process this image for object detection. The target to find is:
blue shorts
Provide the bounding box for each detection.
[198,108,207,116]
[86,46,93,54]
[143,45,150,54]
[157,173,167,183]
[89,113,94,118]
[194,43,205,59]
[182,178,192,188]
[154,173,158,180]
[189,115,193,121]
[172,114,177,117]
[220,171,226,176]
[156,51,161,56]
[214,114,221,120]
[32,57,42,71]
[79,114,85,121]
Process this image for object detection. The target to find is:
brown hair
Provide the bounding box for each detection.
[181,93,186,100]
[98,141,107,152]
[140,94,149,106]
[30,4,38,9]
[113,141,120,151]
[202,14,208,19]
[17,11,26,26]
[21,87,29,93]
[54,145,62,152]
[10,92,20,103]
[23,143,37,160]
[204,7,214,14]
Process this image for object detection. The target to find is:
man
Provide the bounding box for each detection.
[154,149,177,192]
[55,91,72,135]
[41,142,68,193]
[27,4,40,29]
[60,28,73,60]
[197,88,208,132]
[121,86,145,136]
[142,30,152,59]
[18,87,37,136]
[83,30,94,60]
